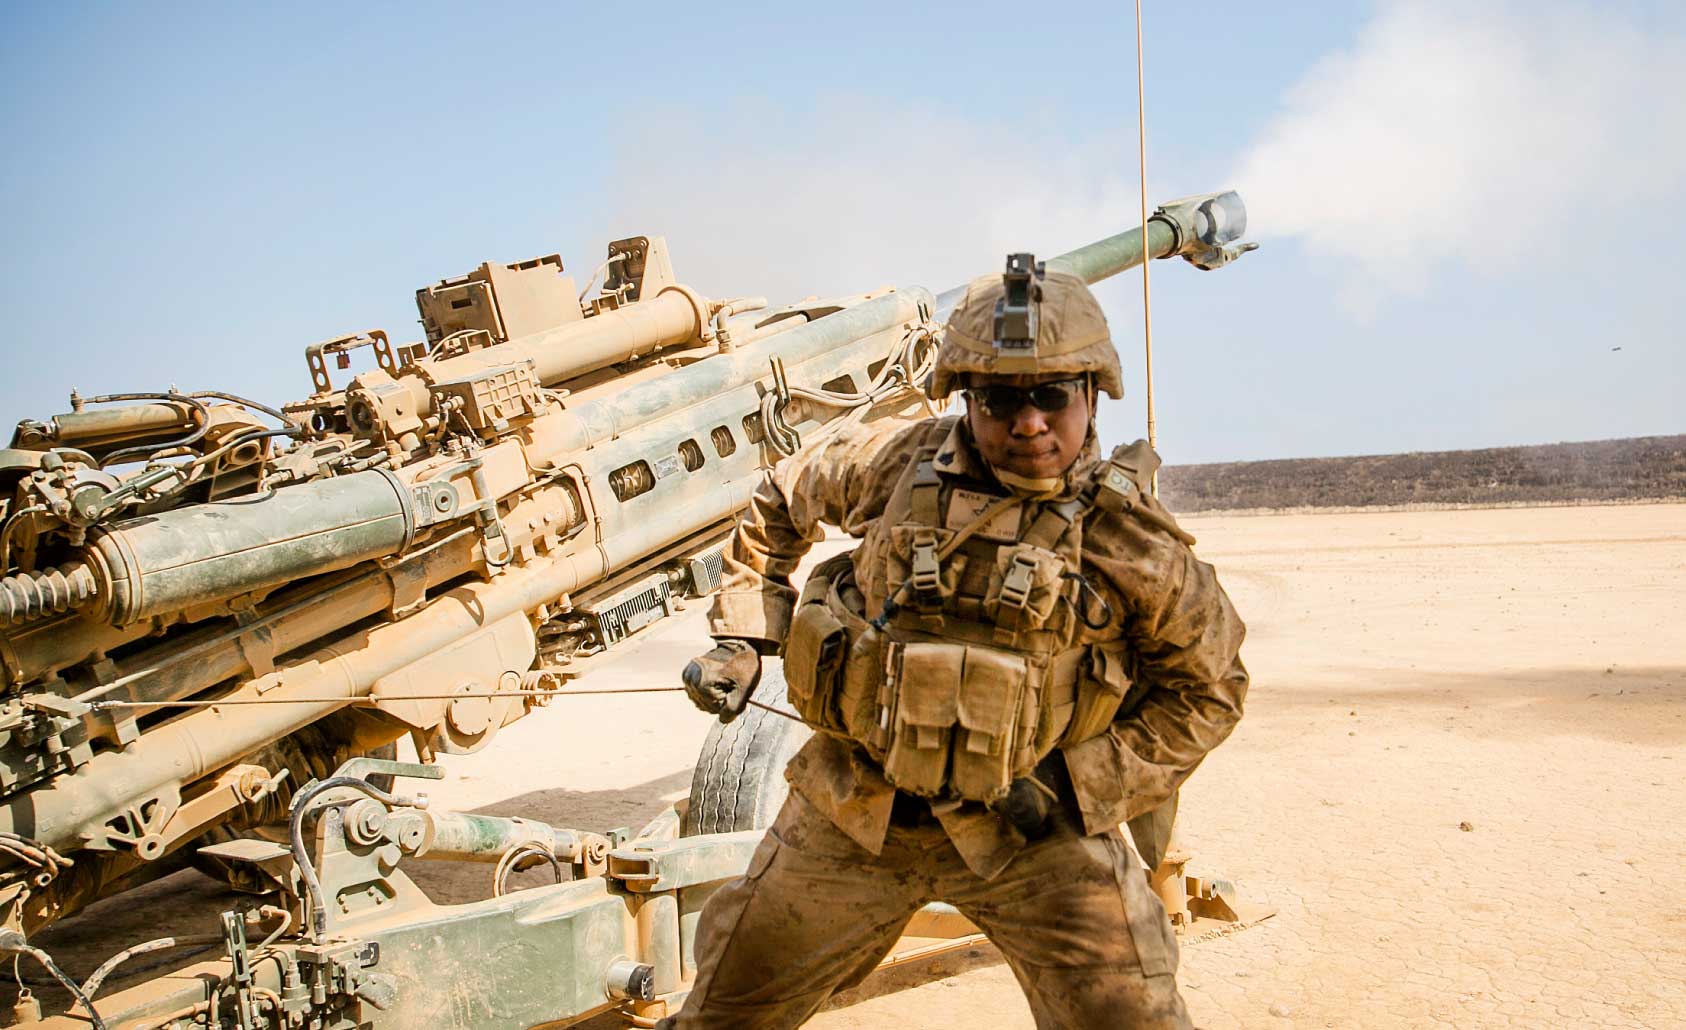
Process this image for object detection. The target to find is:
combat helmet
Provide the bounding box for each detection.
[931,253,1123,400]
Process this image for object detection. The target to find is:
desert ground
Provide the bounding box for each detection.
[35,502,1686,1028]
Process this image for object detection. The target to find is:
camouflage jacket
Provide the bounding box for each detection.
[709,415,1249,877]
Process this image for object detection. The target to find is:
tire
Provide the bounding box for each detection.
[683,662,812,836]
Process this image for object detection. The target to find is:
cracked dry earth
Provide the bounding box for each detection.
[34,503,1686,1029]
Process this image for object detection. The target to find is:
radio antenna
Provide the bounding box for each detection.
[1135,0,1158,495]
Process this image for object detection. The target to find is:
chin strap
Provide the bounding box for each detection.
[989,464,1065,496]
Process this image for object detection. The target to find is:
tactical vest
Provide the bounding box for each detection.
[784,441,1165,804]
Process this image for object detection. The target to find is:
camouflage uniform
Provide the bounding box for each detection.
[667,409,1249,1028]
[668,264,1247,1028]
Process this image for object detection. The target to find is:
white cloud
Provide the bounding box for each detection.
[1232,1,1686,310]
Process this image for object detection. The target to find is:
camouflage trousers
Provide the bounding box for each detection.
[660,790,1191,1029]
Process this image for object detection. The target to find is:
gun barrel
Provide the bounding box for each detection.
[934,189,1250,318]
[1046,218,1181,284]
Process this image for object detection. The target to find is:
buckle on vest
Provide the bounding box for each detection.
[910,531,942,596]
[998,552,1038,610]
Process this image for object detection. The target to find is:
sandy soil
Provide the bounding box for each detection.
[31,503,1686,1028]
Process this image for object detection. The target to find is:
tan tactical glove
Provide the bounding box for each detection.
[681,639,762,723]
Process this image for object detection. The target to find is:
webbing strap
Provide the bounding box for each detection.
[905,450,948,614]
[909,450,942,528]
[1023,497,1086,551]
[937,493,1022,561]
[888,607,1063,651]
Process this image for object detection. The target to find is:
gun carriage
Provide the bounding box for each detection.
[0,192,1252,1028]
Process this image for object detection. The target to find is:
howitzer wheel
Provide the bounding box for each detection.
[683,663,810,836]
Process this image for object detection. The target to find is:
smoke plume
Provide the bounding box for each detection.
[1232,1,1686,308]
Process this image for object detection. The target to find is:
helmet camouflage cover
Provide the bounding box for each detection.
[930,260,1123,400]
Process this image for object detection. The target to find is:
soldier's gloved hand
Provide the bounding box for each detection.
[682,639,762,723]
[992,777,1055,840]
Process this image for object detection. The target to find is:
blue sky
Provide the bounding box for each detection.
[2,1,1681,464]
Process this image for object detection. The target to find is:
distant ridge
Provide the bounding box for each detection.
[1157,434,1686,513]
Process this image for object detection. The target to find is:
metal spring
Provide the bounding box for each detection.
[520,670,562,691]
[607,461,654,502]
[0,563,98,624]
[678,439,705,472]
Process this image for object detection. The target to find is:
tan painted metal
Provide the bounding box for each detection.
[0,199,1252,959]
[0,234,937,937]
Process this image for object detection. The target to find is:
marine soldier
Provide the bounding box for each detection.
[667,258,1249,1028]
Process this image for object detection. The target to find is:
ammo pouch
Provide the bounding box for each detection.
[1062,641,1150,745]
[982,542,1069,639]
[784,553,883,740]
[881,641,1034,803]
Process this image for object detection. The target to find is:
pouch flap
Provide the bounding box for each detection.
[1062,642,1134,745]
[1087,643,1132,697]
[984,542,1068,629]
[896,643,962,725]
[956,646,1028,741]
[784,602,848,726]
[787,602,846,672]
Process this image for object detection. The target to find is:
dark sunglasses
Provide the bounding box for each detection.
[962,377,1087,419]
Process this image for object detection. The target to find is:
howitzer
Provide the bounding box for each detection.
[0,191,1252,1027]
